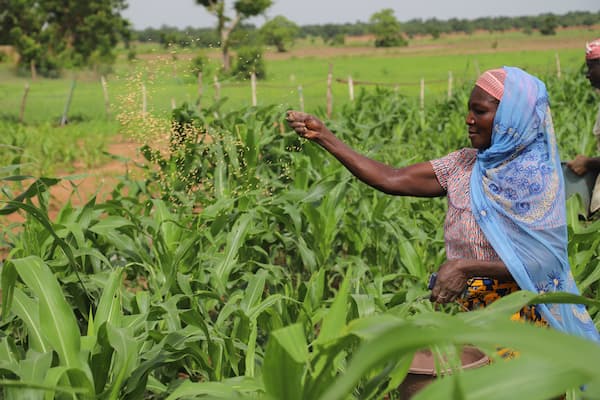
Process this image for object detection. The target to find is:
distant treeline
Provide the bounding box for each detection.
[133,10,600,48]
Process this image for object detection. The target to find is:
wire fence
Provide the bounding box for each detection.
[1,53,564,125]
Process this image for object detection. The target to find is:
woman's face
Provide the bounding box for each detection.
[466,86,499,150]
[586,59,600,90]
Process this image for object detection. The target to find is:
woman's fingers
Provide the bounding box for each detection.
[286,110,323,139]
[286,110,311,123]
[430,290,459,304]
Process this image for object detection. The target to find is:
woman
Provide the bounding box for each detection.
[567,37,600,215]
[286,66,600,342]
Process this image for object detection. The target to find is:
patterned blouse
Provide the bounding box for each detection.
[430,148,500,262]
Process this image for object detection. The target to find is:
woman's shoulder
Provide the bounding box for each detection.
[438,147,477,166]
[455,147,478,160]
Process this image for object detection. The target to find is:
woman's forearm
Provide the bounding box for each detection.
[315,130,397,191]
[286,110,445,197]
[586,156,600,172]
[457,259,513,281]
[315,129,444,197]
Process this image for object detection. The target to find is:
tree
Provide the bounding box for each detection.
[259,16,299,52]
[194,0,272,72]
[43,0,131,67]
[539,14,558,36]
[0,0,130,76]
[369,9,407,48]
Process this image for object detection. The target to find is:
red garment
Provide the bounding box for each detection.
[430,148,500,262]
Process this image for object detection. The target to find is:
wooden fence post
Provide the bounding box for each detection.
[60,79,76,126]
[555,53,561,79]
[447,71,453,99]
[326,63,333,118]
[100,76,110,117]
[420,78,425,111]
[197,72,203,110]
[420,78,425,127]
[298,85,304,112]
[251,72,257,106]
[348,75,354,101]
[30,60,37,81]
[142,83,147,119]
[213,75,221,102]
[19,83,30,123]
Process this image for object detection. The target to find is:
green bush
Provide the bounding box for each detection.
[231,46,266,80]
[16,56,62,79]
[190,53,209,77]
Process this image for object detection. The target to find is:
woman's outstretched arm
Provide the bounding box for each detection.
[286,110,445,197]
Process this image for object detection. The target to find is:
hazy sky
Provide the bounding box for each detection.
[123,0,600,30]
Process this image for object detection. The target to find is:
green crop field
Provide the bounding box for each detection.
[1,26,600,399]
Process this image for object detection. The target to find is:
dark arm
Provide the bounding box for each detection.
[286,111,445,197]
[566,155,600,176]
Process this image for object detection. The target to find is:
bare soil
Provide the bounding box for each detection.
[0,138,145,259]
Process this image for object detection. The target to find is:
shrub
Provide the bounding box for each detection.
[231,46,266,80]
[190,53,209,77]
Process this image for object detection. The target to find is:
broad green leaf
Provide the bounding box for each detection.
[10,351,53,400]
[213,213,253,293]
[106,324,138,400]
[245,322,258,378]
[299,179,338,204]
[42,366,94,400]
[414,354,586,400]
[315,268,352,345]
[152,199,183,252]
[262,323,308,400]
[11,257,92,383]
[322,312,600,400]
[166,381,246,400]
[89,216,134,233]
[0,178,60,215]
[0,337,20,374]
[12,288,51,354]
[1,261,17,320]
[94,268,123,335]
[240,269,267,316]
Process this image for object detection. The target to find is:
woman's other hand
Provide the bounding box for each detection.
[566,155,591,176]
[285,110,329,142]
[429,259,469,304]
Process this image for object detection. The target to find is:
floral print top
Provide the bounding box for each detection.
[430,148,501,262]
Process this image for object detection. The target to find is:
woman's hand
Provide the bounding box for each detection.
[429,259,469,304]
[285,110,330,142]
[566,155,591,176]
[429,258,512,304]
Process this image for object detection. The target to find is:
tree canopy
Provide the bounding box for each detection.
[0,0,130,76]
[260,16,299,52]
[369,9,407,48]
[194,0,273,71]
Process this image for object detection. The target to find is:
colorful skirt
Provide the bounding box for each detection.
[457,277,548,359]
[457,277,548,327]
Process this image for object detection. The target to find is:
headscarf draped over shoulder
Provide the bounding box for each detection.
[470,66,600,343]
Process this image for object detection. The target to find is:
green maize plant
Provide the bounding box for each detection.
[0,68,599,399]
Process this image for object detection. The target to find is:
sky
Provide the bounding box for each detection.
[122,0,600,30]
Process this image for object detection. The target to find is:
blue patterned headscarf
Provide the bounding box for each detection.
[470,66,600,342]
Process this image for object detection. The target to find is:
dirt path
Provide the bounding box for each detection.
[0,138,145,259]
